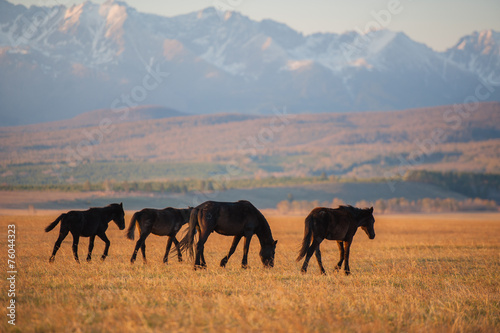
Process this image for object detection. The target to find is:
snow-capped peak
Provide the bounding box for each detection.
[444,29,500,80]
[0,1,499,126]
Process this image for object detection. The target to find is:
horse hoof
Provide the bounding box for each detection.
[49,257,55,263]
[345,271,351,276]
[100,256,107,261]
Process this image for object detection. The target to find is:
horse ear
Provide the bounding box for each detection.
[274,240,278,246]
[369,207,373,213]
[120,202,123,208]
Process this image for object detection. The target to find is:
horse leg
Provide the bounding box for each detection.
[314,247,326,275]
[241,235,253,269]
[220,235,242,268]
[49,226,69,263]
[70,231,80,263]
[343,241,352,275]
[172,237,183,262]
[87,235,96,262]
[200,251,207,267]
[97,232,111,261]
[335,241,345,271]
[163,237,174,264]
[195,230,210,270]
[301,237,323,273]
[141,243,146,263]
[131,232,150,264]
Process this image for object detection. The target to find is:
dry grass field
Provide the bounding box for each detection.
[1,212,499,332]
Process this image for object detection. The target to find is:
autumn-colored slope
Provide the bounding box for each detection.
[1,102,499,180]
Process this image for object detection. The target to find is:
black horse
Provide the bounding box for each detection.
[126,207,193,264]
[179,200,278,270]
[45,203,125,263]
[297,205,375,275]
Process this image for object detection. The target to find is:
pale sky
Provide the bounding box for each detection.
[8,0,500,51]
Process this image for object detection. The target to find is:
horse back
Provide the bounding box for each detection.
[59,211,88,234]
[154,208,187,236]
[199,201,261,236]
[66,209,106,237]
[310,207,353,241]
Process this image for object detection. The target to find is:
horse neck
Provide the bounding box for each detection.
[255,217,274,247]
[344,206,369,227]
[99,206,117,223]
[355,213,372,228]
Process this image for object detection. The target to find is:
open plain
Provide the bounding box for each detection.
[1,212,499,332]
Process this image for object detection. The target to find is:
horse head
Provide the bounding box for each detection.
[360,207,375,239]
[112,202,126,230]
[259,240,278,268]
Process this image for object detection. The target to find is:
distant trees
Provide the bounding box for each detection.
[277,198,345,215]
[404,170,500,199]
[276,200,321,215]
[276,197,498,214]
[82,180,91,191]
[371,197,497,213]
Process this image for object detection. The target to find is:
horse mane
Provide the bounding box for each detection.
[339,205,371,218]
[246,202,274,244]
[89,203,118,209]
[86,203,123,215]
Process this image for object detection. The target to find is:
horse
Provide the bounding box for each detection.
[126,207,193,264]
[297,205,375,275]
[179,200,278,270]
[45,203,125,263]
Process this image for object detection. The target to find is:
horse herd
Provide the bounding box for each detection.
[44,200,376,275]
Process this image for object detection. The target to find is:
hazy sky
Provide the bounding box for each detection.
[8,0,500,51]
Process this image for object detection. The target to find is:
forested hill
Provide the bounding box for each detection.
[0,102,499,186]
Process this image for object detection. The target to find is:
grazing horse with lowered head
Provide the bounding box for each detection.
[127,207,193,264]
[297,205,375,275]
[179,200,278,270]
[45,203,125,263]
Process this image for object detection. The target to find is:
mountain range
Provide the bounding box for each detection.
[1,0,499,125]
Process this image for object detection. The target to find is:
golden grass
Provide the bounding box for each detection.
[1,212,499,332]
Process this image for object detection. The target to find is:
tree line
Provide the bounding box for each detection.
[404,170,500,199]
[276,197,498,214]
[0,175,331,193]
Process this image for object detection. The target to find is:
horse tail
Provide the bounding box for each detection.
[179,208,198,259]
[297,212,314,261]
[45,214,66,232]
[126,212,141,240]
